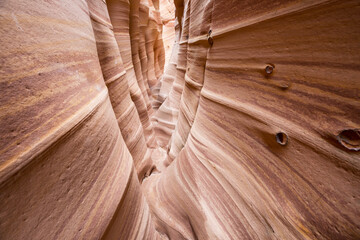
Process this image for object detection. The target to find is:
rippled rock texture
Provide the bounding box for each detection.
[0,0,359,239]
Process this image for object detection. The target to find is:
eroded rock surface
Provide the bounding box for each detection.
[0,0,359,239]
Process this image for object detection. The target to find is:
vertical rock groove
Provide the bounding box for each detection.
[0,0,359,239]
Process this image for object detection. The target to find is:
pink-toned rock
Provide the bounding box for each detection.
[87,0,155,179]
[0,0,359,239]
[0,0,160,238]
[149,0,360,239]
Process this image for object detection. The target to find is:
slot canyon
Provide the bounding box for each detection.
[0,0,359,239]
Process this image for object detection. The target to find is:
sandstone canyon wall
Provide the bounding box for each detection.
[0,0,359,239]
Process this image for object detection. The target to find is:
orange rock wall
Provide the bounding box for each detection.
[0,0,170,239]
[0,0,359,239]
[150,0,360,239]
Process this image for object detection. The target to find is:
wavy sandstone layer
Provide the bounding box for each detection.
[0,0,359,239]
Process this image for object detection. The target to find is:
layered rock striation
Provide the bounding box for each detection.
[0,0,359,239]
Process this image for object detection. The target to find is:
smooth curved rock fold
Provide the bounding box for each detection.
[0,0,359,239]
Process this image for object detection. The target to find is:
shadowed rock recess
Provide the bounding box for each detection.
[0,0,359,239]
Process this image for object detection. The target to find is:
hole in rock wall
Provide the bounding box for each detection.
[276,132,288,146]
[265,64,274,75]
[337,129,360,151]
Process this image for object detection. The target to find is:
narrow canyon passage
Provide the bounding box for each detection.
[0,0,359,239]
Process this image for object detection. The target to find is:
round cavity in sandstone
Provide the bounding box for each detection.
[265,65,274,75]
[337,129,360,151]
[276,132,288,146]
